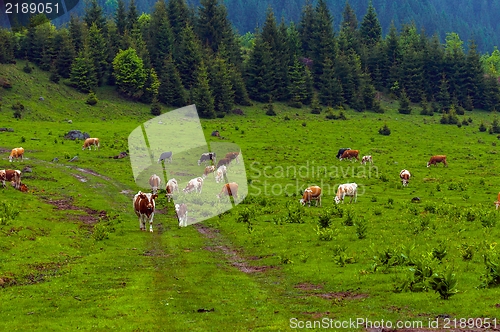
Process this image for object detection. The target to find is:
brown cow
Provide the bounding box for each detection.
[400,169,411,187]
[225,152,240,164]
[133,191,158,232]
[340,149,359,161]
[427,155,447,167]
[165,178,179,202]
[217,182,239,200]
[82,138,100,151]
[0,169,21,189]
[216,157,231,169]
[9,147,24,162]
[202,165,216,179]
[300,186,322,207]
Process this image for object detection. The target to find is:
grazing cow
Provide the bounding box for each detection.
[400,169,411,187]
[339,149,359,161]
[183,177,204,194]
[211,130,220,137]
[427,155,448,167]
[158,151,173,163]
[216,157,231,169]
[225,152,240,164]
[495,192,500,210]
[336,148,351,159]
[165,178,179,202]
[133,191,158,232]
[0,169,21,189]
[202,165,216,179]
[217,182,239,201]
[334,183,358,204]
[361,155,373,165]
[299,186,322,207]
[82,138,100,150]
[198,152,216,166]
[9,147,24,162]
[149,174,161,194]
[175,203,188,227]
[215,165,227,183]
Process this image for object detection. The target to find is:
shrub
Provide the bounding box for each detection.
[216,112,226,118]
[150,99,161,116]
[0,202,20,225]
[378,123,391,136]
[480,251,500,288]
[429,270,458,299]
[265,102,276,116]
[23,61,33,73]
[86,92,98,106]
[318,209,333,228]
[459,243,475,261]
[355,219,368,239]
[479,121,487,132]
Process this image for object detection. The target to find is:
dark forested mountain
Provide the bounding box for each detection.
[2,0,499,53]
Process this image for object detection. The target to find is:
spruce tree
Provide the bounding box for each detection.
[339,1,359,53]
[228,63,252,106]
[192,61,215,118]
[288,56,307,107]
[298,1,316,58]
[245,34,274,102]
[437,74,451,111]
[149,0,174,70]
[158,54,188,107]
[69,15,84,54]
[55,29,76,78]
[398,89,412,114]
[87,23,108,86]
[167,0,190,38]
[84,0,106,32]
[176,24,203,89]
[115,0,127,35]
[209,55,234,113]
[310,0,336,87]
[70,47,97,93]
[360,2,381,48]
[319,57,343,107]
[141,68,160,103]
[127,0,139,31]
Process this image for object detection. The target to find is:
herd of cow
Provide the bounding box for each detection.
[133,150,241,232]
[299,148,449,207]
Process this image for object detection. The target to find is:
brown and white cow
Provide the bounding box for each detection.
[340,149,359,161]
[183,177,204,194]
[82,138,100,150]
[149,174,161,194]
[165,178,179,202]
[361,155,373,165]
[202,165,216,179]
[427,155,447,167]
[175,203,188,227]
[215,165,227,183]
[300,186,322,207]
[495,192,500,210]
[216,157,231,169]
[9,147,24,162]
[334,183,358,204]
[400,169,411,187]
[0,169,21,189]
[225,152,240,164]
[217,182,239,201]
[133,191,158,232]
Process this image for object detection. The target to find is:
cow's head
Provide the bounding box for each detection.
[299,198,306,206]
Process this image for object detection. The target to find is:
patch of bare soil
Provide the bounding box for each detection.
[45,196,107,225]
[75,167,111,181]
[317,291,368,300]
[295,282,324,291]
[195,224,276,274]
[71,173,88,182]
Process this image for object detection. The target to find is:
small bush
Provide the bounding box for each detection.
[86,92,98,106]
[355,219,368,239]
[378,123,391,136]
[23,61,33,73]
[479,122,487,132]
[216,112,226,118]
[429,270,458,299]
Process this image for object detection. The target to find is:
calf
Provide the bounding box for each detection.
[400,169,411,187]
[198,152,216,166]
[158,151,173,163]
[300,186,322,207]
[361,155,373,165]
[133,191,158,232]
[202,165,216,179]
[217,182,238,201]
[0,169,21,189]
[82,138,100,150]
[183,177,204,194]
[9,147,24,162]
[175,203,188,227]
[149,174,161,194]
[340,149,359,161]
[427,155,447,167]
[215,165,227,183]
[334,183,358,204]
[165,178,179,202]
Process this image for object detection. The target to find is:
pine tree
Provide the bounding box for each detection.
[288,56,307,107]
[176,24,203,89]
[0,30,15,64]
[437,74,451,111]
[209,55,234,113]
[167,0,190,38]
[310,0,336,87]
[55,29,76,78]
[360,2,381,48]
[400,49,423,103]
[319,57,343,107]
[127,0,139,31]
[398,89,412,114]
[87,23,108,86]
[338,1,359,54]
[158,54,187,107]
[141,67,160,103]
[69,15,85,54]
[84,0,106,32]
[115,0,127,35]
[228,63,252,106]
[245,34,274,102]
[464,41,484,109]
[49,61,60,83]
[298,1,316,58]
[70,47,97,93]
[149,0,174,70]
[191,61,215,118]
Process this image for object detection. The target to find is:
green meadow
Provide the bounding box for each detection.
[2,61,500,331]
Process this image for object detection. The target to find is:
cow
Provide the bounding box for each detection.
[133,191,158,232]
[9,147,24,162]
[400,169,411,187]
[175,203,188,227]
[216,157,231,169]
[334,183,358,204]
[165,178,179,202]
[495,192,500,210]
[202,165,216,179]
[299,186,322,207]
[427,155,448,167]
[149,174,161,194]
[339,149,359,161]
[225,152,240,164]
[158,151,173,163]
[0,169,21,189]
[214,165,227,183]
[82,138,99,150]
[336,148,351,159]
[183,177,204,194]
[198,152,216,166]
[211,130,220,137]
[217,182,239,201]
[361,155,373,165]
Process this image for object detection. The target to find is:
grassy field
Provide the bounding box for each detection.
[2,61,500,331]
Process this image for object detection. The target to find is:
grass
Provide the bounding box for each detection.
[2,61,500,330]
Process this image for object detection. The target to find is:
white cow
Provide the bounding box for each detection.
[175,203,188,227]
[361,155,373,165]
[334,183,358,204]
[215,165,227,183]
[165,178,179,202]
[183,177,204,194]
[400,169,411,187]
[202,165,216,179]
[149,174,161,194]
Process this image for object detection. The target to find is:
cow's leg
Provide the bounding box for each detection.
[139,217,144,231]
[149,214,154,233]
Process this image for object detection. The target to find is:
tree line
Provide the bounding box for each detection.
[1,0,500,117]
